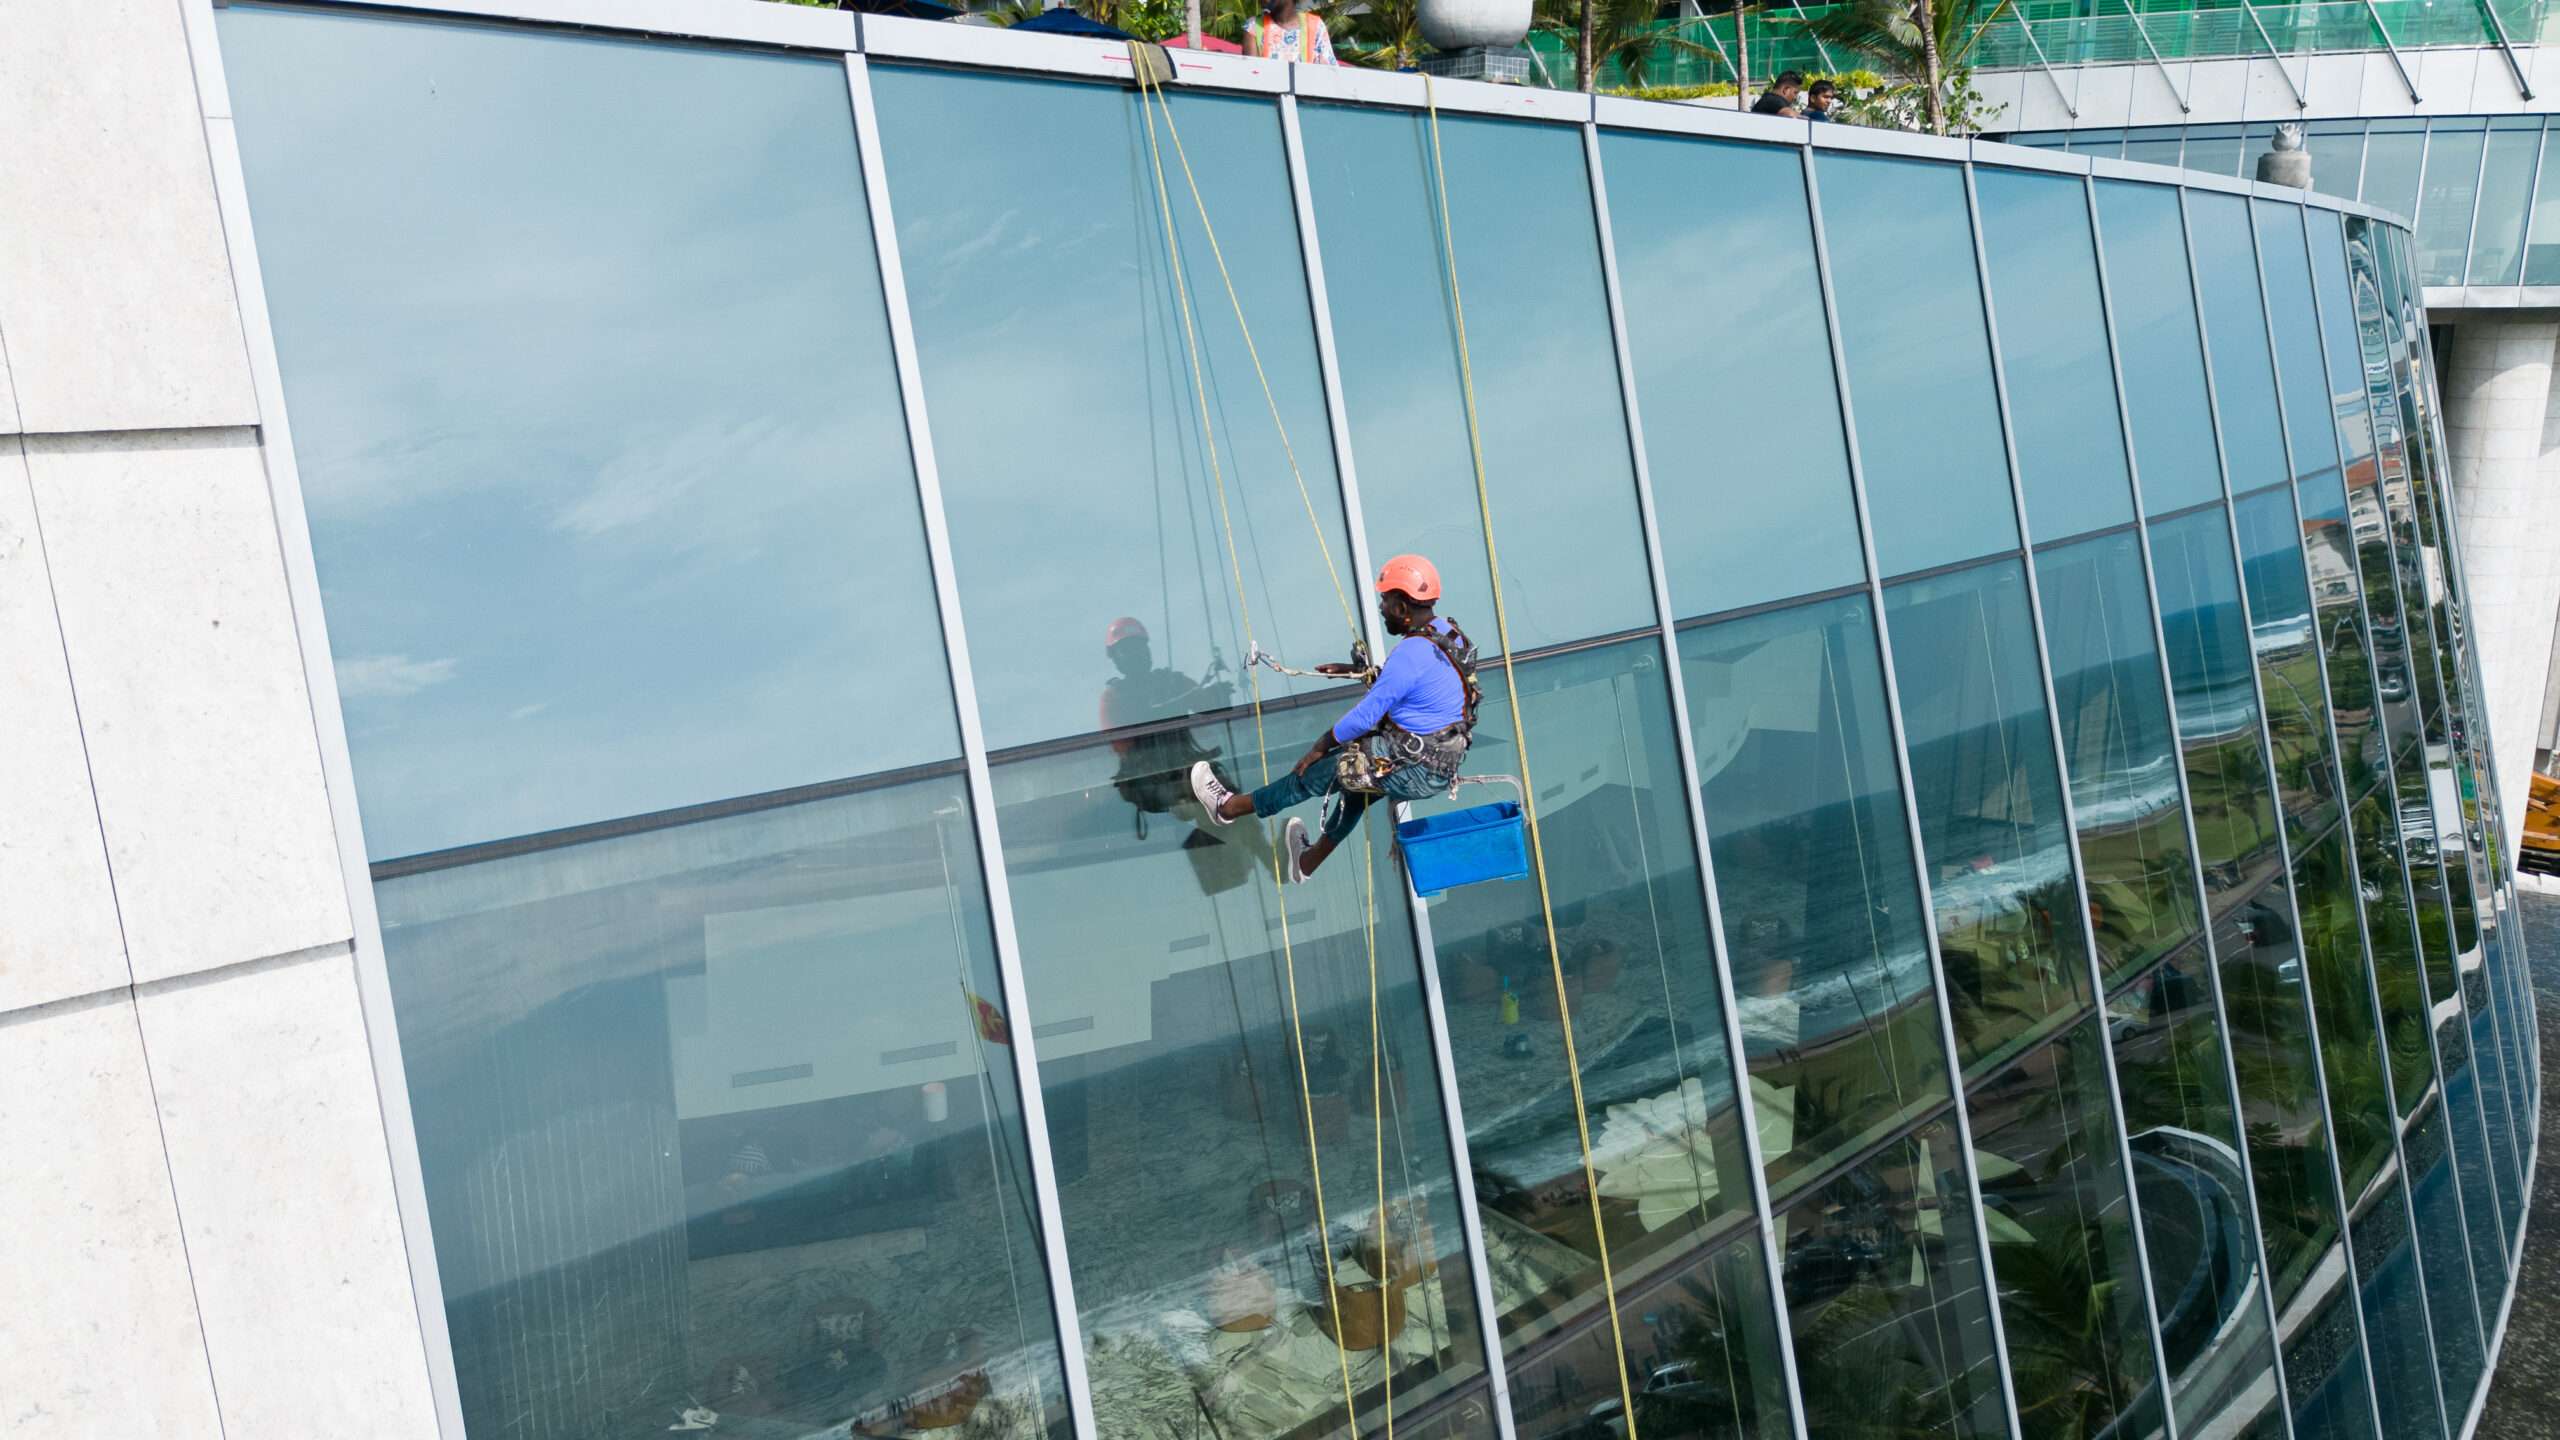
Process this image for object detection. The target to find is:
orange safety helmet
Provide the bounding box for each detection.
[1374,554,1441,603]
[1104,616,1149,650]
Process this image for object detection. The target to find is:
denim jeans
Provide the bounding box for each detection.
[1247,758,1454,845]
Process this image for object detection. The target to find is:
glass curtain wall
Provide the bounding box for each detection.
[217,7,2532,1438]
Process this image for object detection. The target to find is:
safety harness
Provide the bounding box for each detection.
[1337,617,1479,794]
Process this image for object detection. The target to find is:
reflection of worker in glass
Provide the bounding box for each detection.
[1189,555,1477,883]
[1098,616,1230,827]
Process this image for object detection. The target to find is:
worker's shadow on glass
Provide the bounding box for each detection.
[1099,617,1271,892]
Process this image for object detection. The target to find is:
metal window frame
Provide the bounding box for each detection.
[1583,121,1813,1440]
[1801,145,2031,1440]
[2087,172,2304,1440]
[2176,183,2392,1433]
[2245,193,2455,1440]
[839,54,1100,1438]
[175,3,470,1433]
[1276,89,1521,1439]
[1959,159,2182,1436]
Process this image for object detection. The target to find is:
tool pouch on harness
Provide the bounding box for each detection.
[1335,620,1481,794]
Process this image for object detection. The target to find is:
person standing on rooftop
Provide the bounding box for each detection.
[1753,70,1804,117]
[1243,0,1337,63]
[1804,78,1838,121]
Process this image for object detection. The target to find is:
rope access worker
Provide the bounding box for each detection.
[1190,554,1479,883]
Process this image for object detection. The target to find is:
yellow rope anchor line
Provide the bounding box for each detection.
[1421,73,1641,1438]
[1133,55,1393,1437]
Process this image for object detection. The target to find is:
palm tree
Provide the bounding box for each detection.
[1342,0,1425,68]
[1532,0,1724,91]
[1806,0,2014,134]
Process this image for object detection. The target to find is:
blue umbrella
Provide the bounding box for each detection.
[1011,6,1135,38]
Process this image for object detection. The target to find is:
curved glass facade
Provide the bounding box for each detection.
[217,6,2536,1439]
[2004,116,2560,293]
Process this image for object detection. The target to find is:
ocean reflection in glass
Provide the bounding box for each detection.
[2035,532,2202,989]
[1885,559,2094,1074]
[1680,595,1951,1199]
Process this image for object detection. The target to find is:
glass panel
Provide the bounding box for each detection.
[1408,638,1790,1424]
[2404,1099,2487,1402]
[2287,824,2398,1199]
[2301,124,2366,200]
[1816,152,2019,575]
[1301,104,1654,651]
[2147,507,2345,1304]
[2095,181,2226,515]
[2413,121,2487,285]
[1503,1229,1791,1440]
[995,712,1488,1434]
[1679,595,1951,1197]
[1965,1018,2161,1440]
[1603,131,1863,617]
[2230,490,2397,1199]
[2281,1287,2380,1440]
[1776,1117,2009,1440]
[2034,532,2201,988]
[872,68,1355,751]
[223,4,959,862]
[2232,489,2340,837]
[2252,200,2343,492]
[372,778,1073,1439]
[2524,130,2560,282]
[2123,136,2185,168]
[2183,127,2247,178]
[2439,1035,2511,1325]
[2188,191,2290,495]
[2467,121,2542,286]
[1976,167,2135,542]
[2356,123,2426,220]
[2106,907,2286,1435]
[1886,558,2094,1074]
[2353,1179,2446,1440]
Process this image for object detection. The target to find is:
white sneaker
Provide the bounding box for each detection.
[1284,817,1313,884]
[1191,761,1237,826]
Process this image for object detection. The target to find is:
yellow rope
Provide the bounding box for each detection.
[1134,59,1380,1434]
[1138,61,1359,642]
[1421,74,1641,1438]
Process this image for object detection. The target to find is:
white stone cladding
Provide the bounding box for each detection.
[0,2,441,1437]
[2445,317,2560,860]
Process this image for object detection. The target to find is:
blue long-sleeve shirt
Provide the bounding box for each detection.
[1332,619,1467,744]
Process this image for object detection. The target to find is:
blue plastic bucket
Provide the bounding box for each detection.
[1396,800,1529,897]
